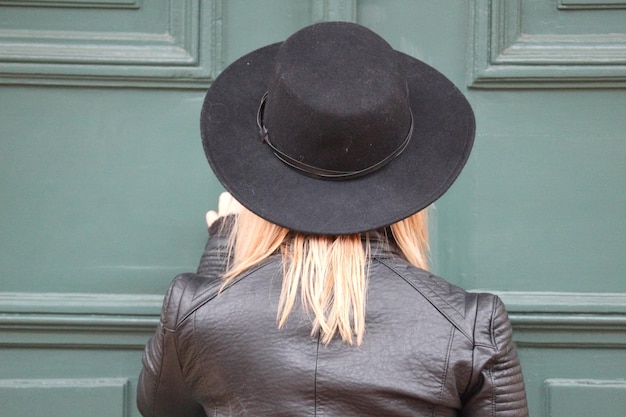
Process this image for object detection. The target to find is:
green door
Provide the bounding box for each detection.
[1,1,625,416]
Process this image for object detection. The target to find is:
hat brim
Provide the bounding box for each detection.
[201,43,475,235]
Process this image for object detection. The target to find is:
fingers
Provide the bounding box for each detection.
[206,192,243,227]
[205,210,219,227]
[217,192,243,216]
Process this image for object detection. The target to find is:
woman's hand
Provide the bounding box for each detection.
[205,192,243,227]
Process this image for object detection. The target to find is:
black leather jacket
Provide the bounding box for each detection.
[137,223,528,416]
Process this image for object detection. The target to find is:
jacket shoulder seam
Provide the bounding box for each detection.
[175,258,278,329]
[376,257,475,341]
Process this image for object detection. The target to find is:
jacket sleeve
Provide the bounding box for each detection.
[461,294,529,417]
[137,217,233,416]
[136,274,206,417]
[196,215,234,277]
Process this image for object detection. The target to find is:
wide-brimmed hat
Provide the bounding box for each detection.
[201,22,475,235]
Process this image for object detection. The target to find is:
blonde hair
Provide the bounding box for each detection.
[222,208,429,346]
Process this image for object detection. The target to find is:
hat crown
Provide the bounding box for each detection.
[263,22,412,174]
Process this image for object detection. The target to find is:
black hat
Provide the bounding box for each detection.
[201,22,475,235]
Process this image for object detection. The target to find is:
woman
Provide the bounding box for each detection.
[137,22,528,416]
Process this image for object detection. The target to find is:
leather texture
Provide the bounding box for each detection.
[137,224,528,417]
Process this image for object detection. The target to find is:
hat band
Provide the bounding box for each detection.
[256,93,413,180]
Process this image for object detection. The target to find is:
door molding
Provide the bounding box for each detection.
[1,290,625,348]
[0,0,223,89]
[469,0,626,88]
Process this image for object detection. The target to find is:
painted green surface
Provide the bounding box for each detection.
[545,379,626,417]
[439,89,626,293]
[1,1,625,416]
[0,378,128,417]
[0,346,144,417]
[0,87,216,294]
